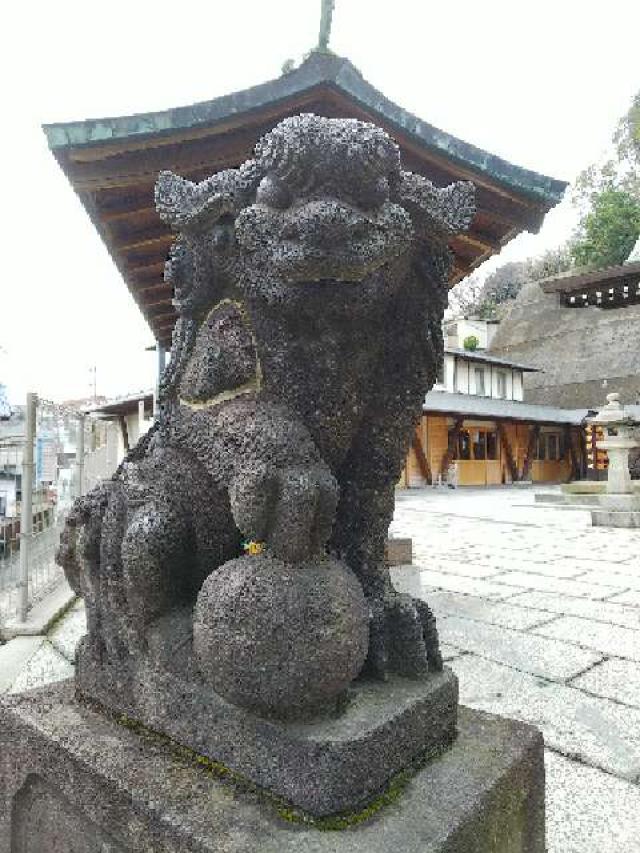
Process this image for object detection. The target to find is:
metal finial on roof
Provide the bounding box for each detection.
[318,0,335,51]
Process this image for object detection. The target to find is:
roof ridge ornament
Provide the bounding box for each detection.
[318,0,335,51]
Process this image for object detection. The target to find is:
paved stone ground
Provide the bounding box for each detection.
[1,485,638,849]
[391,485,640,853]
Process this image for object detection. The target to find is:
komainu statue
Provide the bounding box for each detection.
[58,114,475,816]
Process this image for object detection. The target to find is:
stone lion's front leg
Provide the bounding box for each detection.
[172,396,339,564]
[331,475,443,681]
[229,460,337,563]
[368,591,443,679]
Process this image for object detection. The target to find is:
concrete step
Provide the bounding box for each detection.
[534,493,565,504]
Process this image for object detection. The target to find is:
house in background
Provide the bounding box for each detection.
[84,391,154,460]
[402,320,585,488]
[444,317,500,352]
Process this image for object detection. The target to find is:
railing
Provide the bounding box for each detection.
[0,514,66,625]
[0,394,120,628]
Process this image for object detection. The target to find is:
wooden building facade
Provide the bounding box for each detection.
[402,394,583,488]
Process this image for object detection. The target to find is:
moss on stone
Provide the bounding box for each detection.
[108,704,453,831]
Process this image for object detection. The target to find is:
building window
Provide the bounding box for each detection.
[472,430,487,459]
[436,359,445,385]
[535,432,563,461]
[450,428,499,461]
[486,431,498,460]
[457,430,472,460]
[496,373,507,398]
[474,368,485,396]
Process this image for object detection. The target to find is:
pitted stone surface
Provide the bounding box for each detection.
[58,114,474,698]
[194,555,368,717]
[51,114,475,813]
[0,684,545,852]
[72,646,459,817]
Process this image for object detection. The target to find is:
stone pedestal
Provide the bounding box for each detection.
[0,683,545,853]
[385,537,413,566]
[588,394,640,529]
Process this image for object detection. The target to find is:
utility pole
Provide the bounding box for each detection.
[89,365,97,402]
[148,342,166,419]
[75,414,85,499]
[18,392,37,622]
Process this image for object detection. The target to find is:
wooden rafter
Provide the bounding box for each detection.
[497,423,518,483]
[412,429,432,484]
[521,425,540,481]
[441,417,464,478]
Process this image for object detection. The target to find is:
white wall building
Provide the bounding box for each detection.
[444,317,500,351]
[435,349,533,402]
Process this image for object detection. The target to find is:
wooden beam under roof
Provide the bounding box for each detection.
[540,260,640,294]
[112,232,173,254]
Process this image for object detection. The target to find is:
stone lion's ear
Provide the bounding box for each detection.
[394,172,476,235]
[155,170,236,231]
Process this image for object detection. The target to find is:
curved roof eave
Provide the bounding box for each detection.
[43,51,566,208]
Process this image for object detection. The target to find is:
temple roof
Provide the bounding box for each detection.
[44,51,567,347]
[423,391,584,425]
[444,348,540,373]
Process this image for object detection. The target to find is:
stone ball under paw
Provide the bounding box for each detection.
[193,554,369,718]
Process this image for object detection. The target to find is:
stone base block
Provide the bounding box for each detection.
[385,537,413,565]
[0,682,545,853]
[598,493,640,512]
[75,634,458,817]
[592,508,640,528]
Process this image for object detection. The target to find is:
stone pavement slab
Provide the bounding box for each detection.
[425,590,555,631]
[534,615,640,661]
[608,589,640,607]
[7,640,73,694]
[48,599,86,662]
[407,557,503,579]
[437,614,602,681]
[0,637,44,693]
[491,571,624,599]
[506,590,640,630]
[579,568,640,590]
[406,568,522,600]
[451,653,640,781]
[572,658,640,708]
[545,751,640,853]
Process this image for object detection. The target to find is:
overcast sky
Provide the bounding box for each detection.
[1,0,638,404]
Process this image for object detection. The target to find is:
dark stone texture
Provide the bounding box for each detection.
[74,623,458,816]
[193,554,369,717]
[0,683,545,853]
[56,113,477,813]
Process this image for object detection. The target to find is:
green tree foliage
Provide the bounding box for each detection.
[449,245,573,319]
[574,91,640,209]
[571,91,640,267]
[463,335,479,351]
[449,91,640,317]
[571,189,640,268]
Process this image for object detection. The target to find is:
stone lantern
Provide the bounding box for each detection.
[590,393,640,528]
